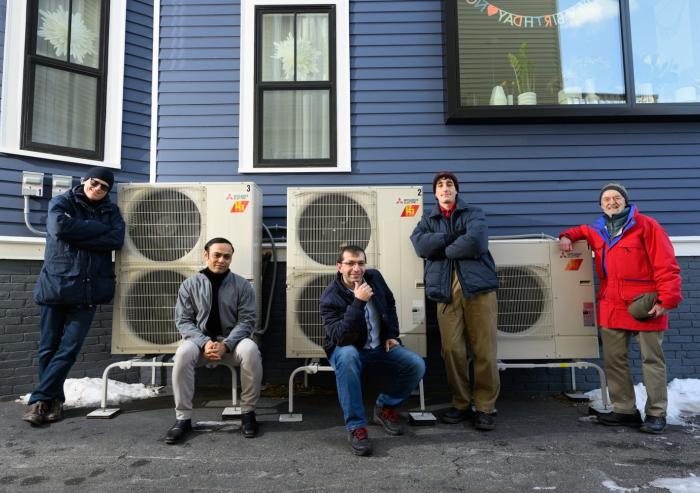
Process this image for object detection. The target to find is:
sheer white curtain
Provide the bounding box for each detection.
[31,0,100,150]
[261,12,330,160]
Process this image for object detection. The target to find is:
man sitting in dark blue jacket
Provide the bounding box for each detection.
[319,245,425,456]
[23,167,125,426]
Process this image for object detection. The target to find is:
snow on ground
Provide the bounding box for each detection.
[649,475,700,493]
[603,475,700,493]
[17,377,160,409]
[587,378,700,426]
[16,377,700,423]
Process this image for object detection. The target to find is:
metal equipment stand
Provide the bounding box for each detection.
[278,359,436,424]
[86,357,241,419]
[497,360,611,410]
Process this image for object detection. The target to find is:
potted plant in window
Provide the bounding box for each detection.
[508,43,537,105]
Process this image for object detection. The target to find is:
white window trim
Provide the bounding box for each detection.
[238,0,350,174]
[0,0,126,169]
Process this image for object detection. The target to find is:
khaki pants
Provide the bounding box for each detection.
[437,271,500,413]
[600,327,667,417]
[173,338,263,420]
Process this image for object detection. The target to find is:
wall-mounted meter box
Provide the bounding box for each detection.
[52,175,73,197]
[22,172,44,197]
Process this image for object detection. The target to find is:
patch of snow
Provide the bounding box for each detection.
[649,474,700,493]
[602,480,639,492]
[17,377,160,409]
[587,378,700,426]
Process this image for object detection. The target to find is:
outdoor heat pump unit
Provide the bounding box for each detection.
[490,239,599,360]
[285,186,427,359]
[110,183,262,354]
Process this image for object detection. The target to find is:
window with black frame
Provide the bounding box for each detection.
[22,0,108,159]
[255,6,335,167]
[444,0,700,122]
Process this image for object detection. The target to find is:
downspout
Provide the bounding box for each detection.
[149,0,160,183]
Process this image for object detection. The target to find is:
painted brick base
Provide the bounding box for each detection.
[0,260,139,401]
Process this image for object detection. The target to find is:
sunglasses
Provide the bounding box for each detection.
[88,178,110,192]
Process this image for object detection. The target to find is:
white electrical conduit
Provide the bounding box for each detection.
[24,195,47,236]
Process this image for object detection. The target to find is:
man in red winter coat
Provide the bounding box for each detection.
[559,183,682,434]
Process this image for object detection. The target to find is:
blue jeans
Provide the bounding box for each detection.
[29,304,96,404]
[329,344,426,431]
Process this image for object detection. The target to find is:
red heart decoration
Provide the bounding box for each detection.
[487,5,499,16]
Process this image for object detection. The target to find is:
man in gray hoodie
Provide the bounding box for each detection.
[166,237,262,444]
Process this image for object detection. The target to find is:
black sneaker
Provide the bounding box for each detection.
[373,405,403,436]
[22,401,48,426]
[640,415,666,434]
[597,410,643,428]
[348,427,372,456]
[165,419,192,444]
[45,399,64,423]
[241,411,259,438]
[441,407,473,424]
[474,411,496,431]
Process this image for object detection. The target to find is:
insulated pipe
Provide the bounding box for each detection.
[24,196,47,236]
[261,223,278,336]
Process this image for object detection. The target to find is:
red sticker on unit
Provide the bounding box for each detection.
[401,205,420,217]
[565,258,583,271]
[230,200,249,213]
[583,302,595,327]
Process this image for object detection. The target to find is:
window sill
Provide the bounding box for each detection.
[238,164,350,174]
[0,147,121,169]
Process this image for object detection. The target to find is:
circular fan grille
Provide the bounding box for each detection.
[124,270,186,345]
[295,273,337,347]
[127,189,202,262]
[496,266,546,335]
[298,194,371,266]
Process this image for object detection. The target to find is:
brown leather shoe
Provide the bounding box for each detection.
[45,399,64,423]
[22,401,48,426]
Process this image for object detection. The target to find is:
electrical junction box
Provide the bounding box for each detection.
[22,171,44,197]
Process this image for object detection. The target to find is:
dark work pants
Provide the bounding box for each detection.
[29,304,96,404]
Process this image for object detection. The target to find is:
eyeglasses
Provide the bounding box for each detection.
[88,178,110,192]
[602,195,624,203]
[340,261,366,267]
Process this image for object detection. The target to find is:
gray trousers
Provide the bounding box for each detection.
[172,338,262,420]
[600,328,667,417]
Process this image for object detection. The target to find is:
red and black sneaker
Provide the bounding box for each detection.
[373,405,404,436]
[348,427,372,456]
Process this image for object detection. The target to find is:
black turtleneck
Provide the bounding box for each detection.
[605,206,631,238]
[201,268,229,339]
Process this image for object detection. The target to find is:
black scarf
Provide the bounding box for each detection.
[201,268,229,339]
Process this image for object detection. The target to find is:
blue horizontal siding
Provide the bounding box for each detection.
[0,0,153,237]
[153,0,700,237]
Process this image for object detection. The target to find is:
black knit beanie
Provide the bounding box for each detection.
[432,171,460,193]
[599,182,628,204]
[84,167,115,191]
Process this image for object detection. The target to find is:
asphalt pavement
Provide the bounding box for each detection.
[1,386,699,492]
